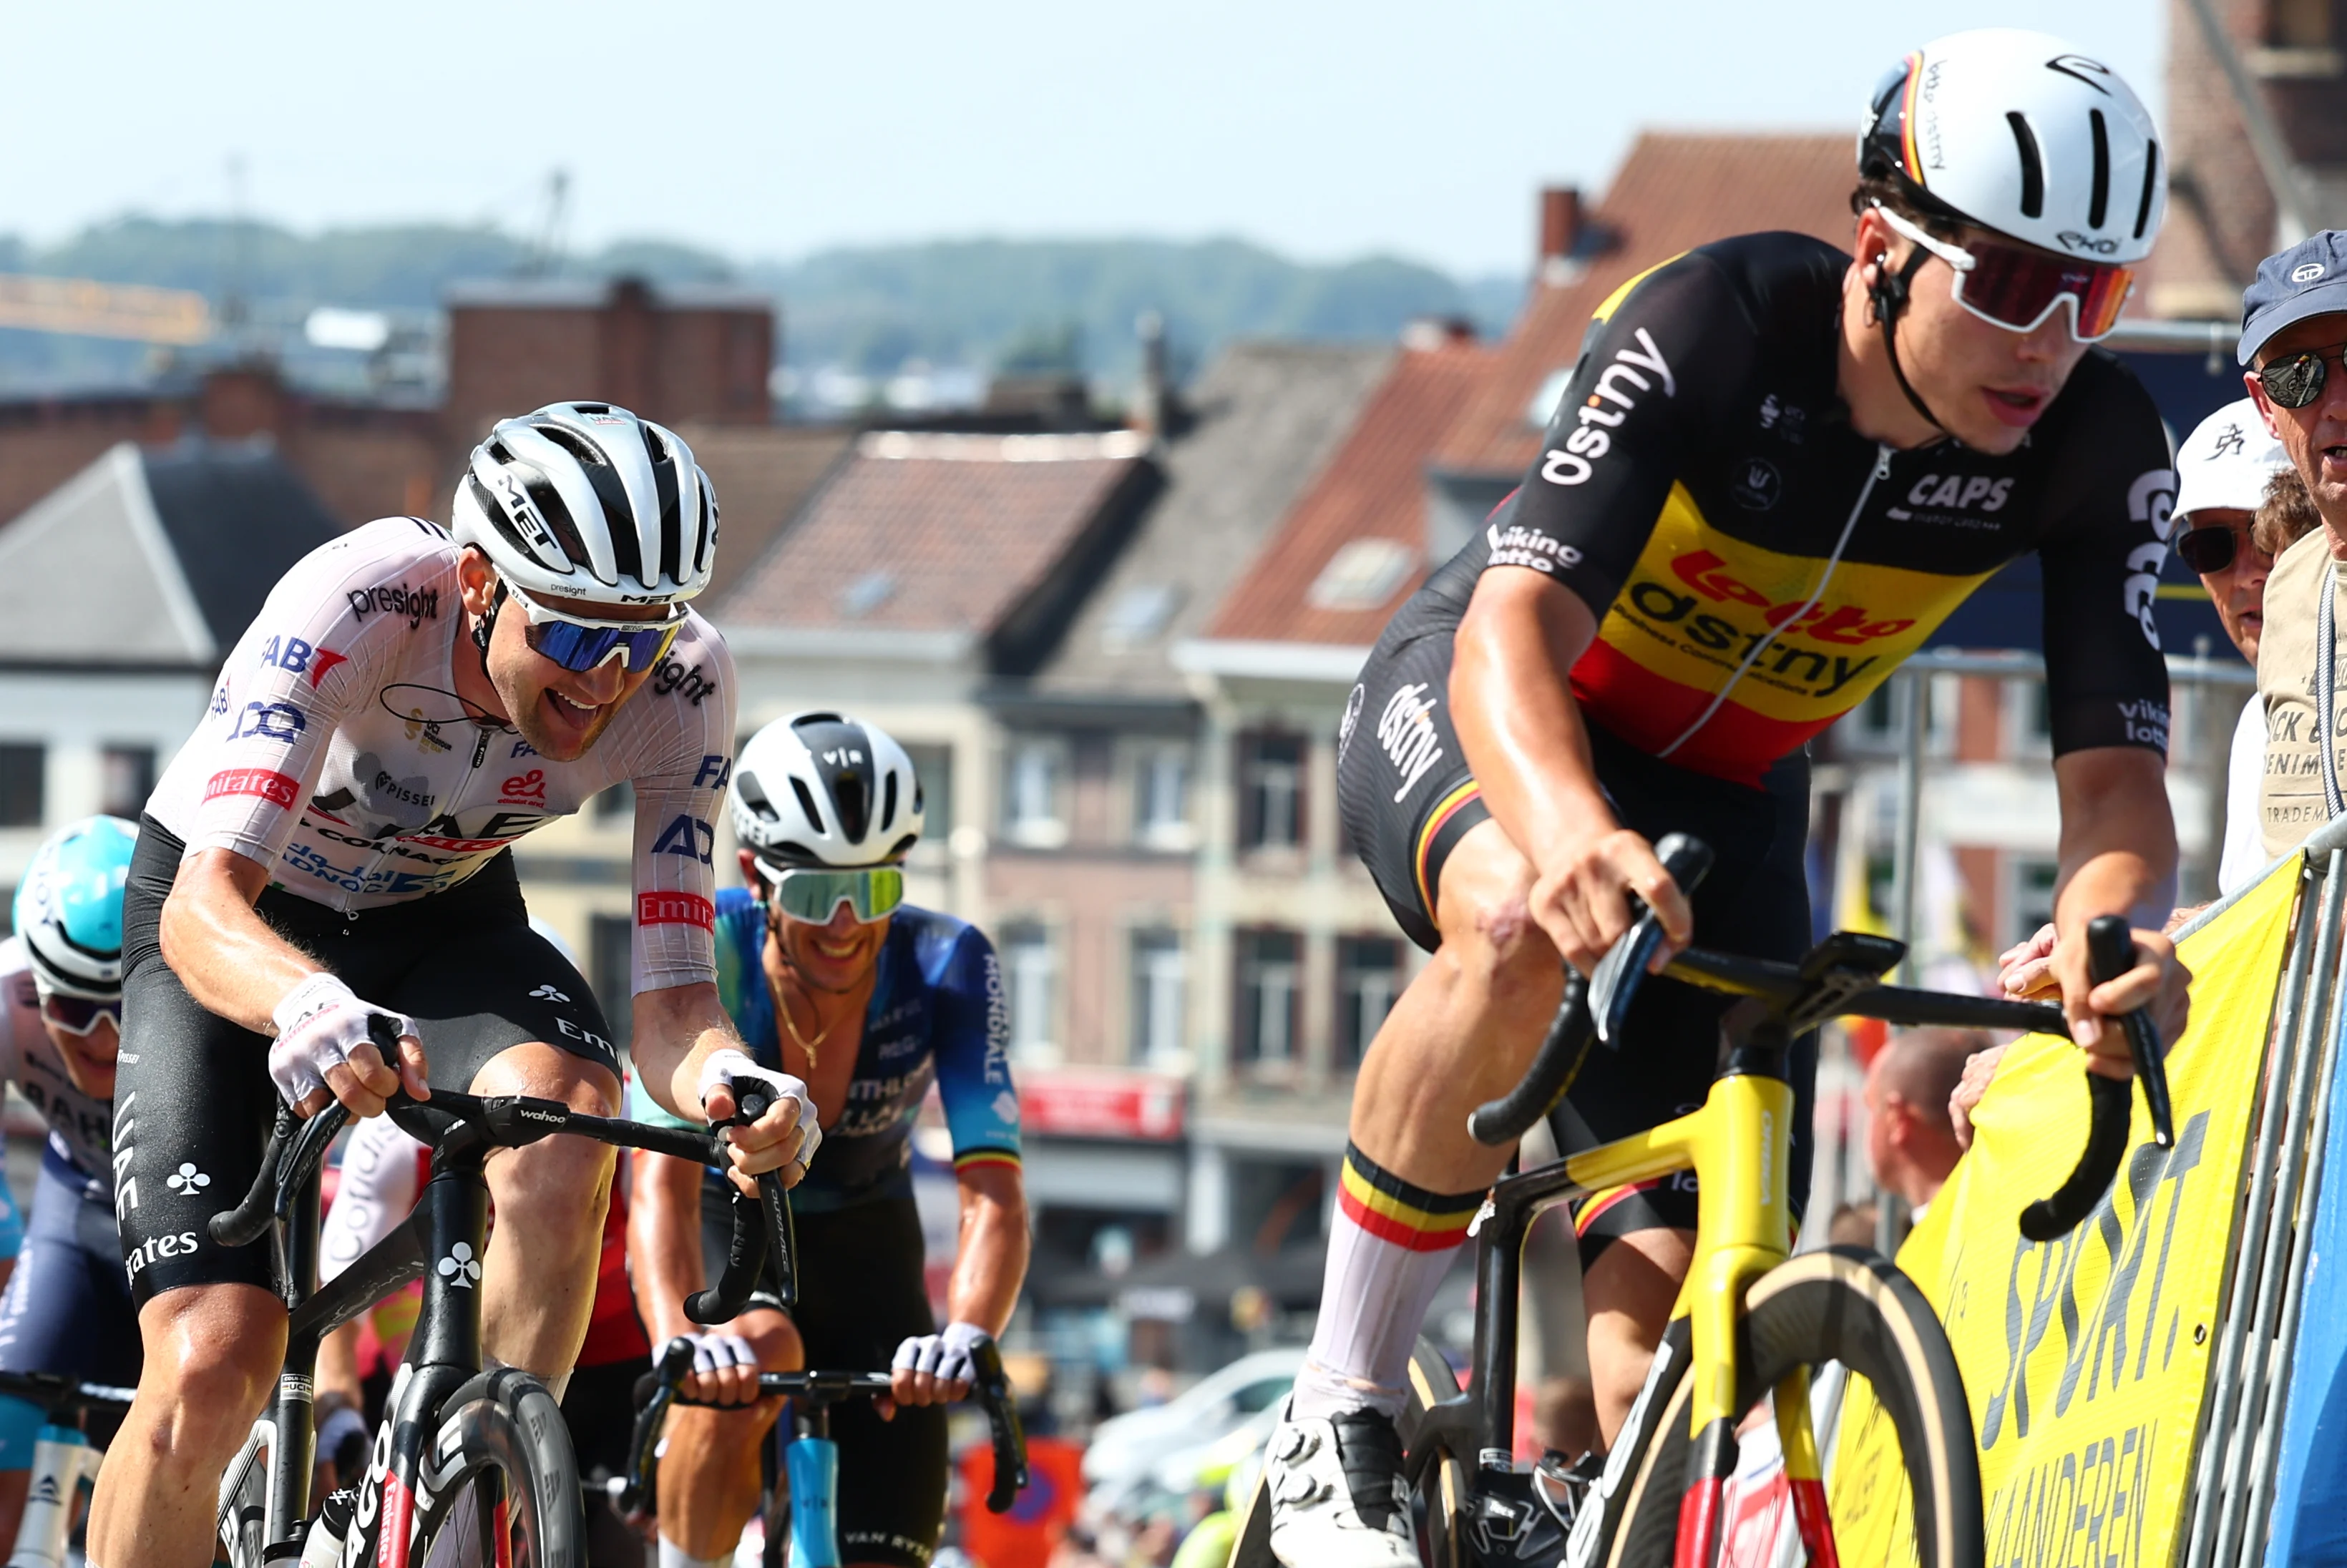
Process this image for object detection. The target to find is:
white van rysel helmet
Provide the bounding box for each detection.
[730,712,925,874]
[452,402,718,604]
[1860,29,2165,265]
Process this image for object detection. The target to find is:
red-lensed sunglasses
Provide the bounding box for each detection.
[39,991,119,1036]
[1875,204,2136,343]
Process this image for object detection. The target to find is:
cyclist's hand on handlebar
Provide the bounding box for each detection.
[1528,827,1693,976]
[2051,923,2190,1077]
[698,1049,822,1193]
[660,1333,764,1408]
[889,1321,990,1411]
[1996,922,2059,1000]
[268,974,429,1119]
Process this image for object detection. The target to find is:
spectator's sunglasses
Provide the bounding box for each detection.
[2172,519,2260,575]
[2257,342,2347,409]
[755,862,906,926]
[1873,205,2135,342]
[39,989,119,1037]
[500,580,684,675]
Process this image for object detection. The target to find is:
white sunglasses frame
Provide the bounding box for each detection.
[1870,203,2132,344]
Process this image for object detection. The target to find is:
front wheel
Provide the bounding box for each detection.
[1582,1246,1981,1568]
[414,1368,585,1568]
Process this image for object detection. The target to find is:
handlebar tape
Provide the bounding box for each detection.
[2019,915,2162,1240]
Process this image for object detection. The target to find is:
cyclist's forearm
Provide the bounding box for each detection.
[2052,747,2179,931]
[947,1165,1029,1336]
[158,848,328,1032]
[629,981,743,1124]
[628,1148,709,1344]
[1451,570,1616,869]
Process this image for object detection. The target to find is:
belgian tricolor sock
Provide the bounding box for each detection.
[1292,1142,1484,1421]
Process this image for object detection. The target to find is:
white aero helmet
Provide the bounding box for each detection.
[452,402,718,604]
[1860,29,2165,265]
[729,711,925,874]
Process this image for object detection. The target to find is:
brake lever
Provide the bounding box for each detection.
[1589,833,1714,1047]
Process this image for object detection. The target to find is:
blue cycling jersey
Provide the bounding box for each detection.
[630,889,1020,1212]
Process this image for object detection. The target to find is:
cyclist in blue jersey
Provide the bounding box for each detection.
[628,712,1028,1568]
[0,818,139,1547]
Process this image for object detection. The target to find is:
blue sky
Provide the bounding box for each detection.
[1,1,2165,276]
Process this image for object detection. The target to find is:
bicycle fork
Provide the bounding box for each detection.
[6,1425,99,1568]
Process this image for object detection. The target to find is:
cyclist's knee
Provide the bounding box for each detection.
[488,1137,613,1250]
[135,1286,282,1444]
[738,1308,800,1371]
[1430,833,1558,1016]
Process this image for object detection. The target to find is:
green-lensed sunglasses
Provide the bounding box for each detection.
[761,864,905,926]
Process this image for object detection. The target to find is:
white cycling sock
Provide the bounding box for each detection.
[658,1535,730,1568]
[1290,1143,1480,1422]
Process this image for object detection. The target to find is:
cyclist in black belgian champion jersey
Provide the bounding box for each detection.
[1267,31,2197,1564]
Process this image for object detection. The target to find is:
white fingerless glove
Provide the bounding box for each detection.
[269,974,416,1107]
[697,1049,822,1178]
[662,1332,758,1378]
[892,1320,992,1386]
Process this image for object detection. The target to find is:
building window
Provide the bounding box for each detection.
[99,745,156,820]
[589,913,634,1054]
[1002,921,1058,1063]
[1130,928,1186,1066]
[1134,745,1191,851]
[1238,732,1306,850]
[1234,928,1302,1068]
[0,746,42,828]
[1336,936,1405,1069]
[2009,857,2060,948]
[593,780,634,823]
[903,743,955,856]
[1002,740,1066,848]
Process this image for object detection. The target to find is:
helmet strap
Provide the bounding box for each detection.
[1868,242,1947,435]
[472,579,507,656]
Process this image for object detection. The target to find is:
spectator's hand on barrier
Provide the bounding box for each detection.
[269,974,429,1119]
[661,1333,763,1407]
[1949,1044,2010,1152]
[2053,923,2190,1077]
[889,1321,990,1411]
[1529,827,1692,977]
[1997,923,2059,1000]
[698,1048,821,1193]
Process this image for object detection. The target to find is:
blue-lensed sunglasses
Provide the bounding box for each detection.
[506,582,684,674]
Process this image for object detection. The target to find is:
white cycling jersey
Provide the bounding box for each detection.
[146,516,738,993]
[0,938,113,1192]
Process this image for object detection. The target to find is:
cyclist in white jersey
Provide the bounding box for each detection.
[87,403,819,1568]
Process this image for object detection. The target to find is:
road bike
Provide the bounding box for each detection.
[0,1368,133,1568]
[619,1334,1029,1568]
[1230,834,2170,1568]
[208,1042,796,1568]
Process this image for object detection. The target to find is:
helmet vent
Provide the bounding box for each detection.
[2134,138,2160,240]
[834,773,870,843]
[2087,109,2112,229]
[790,778,826,836]
[882,771,899,832]
[736,773,781,824]
[524,477,591,572]
[538,426,608,466]
[2006,113,2046,220]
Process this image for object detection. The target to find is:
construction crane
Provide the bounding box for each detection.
[0,274,211,344]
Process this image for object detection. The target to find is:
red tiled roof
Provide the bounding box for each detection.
[1209,338,1493,644]
[1431,132,1854,480]
[716,430,1148,635]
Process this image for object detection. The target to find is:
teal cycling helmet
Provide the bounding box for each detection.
[13,816,138,999]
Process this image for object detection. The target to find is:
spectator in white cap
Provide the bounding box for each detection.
[2171,398,2296,893]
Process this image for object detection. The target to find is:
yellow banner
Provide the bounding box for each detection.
[1830,865,2296,1566]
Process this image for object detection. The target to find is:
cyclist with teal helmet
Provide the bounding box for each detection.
[0,816,140,1546]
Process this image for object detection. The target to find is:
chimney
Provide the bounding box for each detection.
[1541,187,1589,288]
[1130,309,1184,441]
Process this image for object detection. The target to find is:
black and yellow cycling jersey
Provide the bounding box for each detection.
[1414,229,2176,789]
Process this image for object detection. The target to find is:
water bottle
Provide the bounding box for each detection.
[298,1487,358,1568]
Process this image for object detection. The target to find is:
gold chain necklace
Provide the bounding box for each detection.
[776,987,833,1072]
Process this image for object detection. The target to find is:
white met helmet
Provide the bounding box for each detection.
[729,712,925,873]
[1859,29,2165,265]
[451,402,718,604]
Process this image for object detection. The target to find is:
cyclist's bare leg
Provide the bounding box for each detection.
[469,1043,623,1388]
[1350,818,1561,1194]
[657,1306,794,1559]
[1584,1227,1694,1446]
[88,1283,286,1568]
[0,1467,29,1549]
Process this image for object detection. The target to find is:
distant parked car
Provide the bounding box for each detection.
[1081,1347,1304,1511]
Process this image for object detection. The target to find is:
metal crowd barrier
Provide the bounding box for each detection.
[2177,817,2347,1566]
